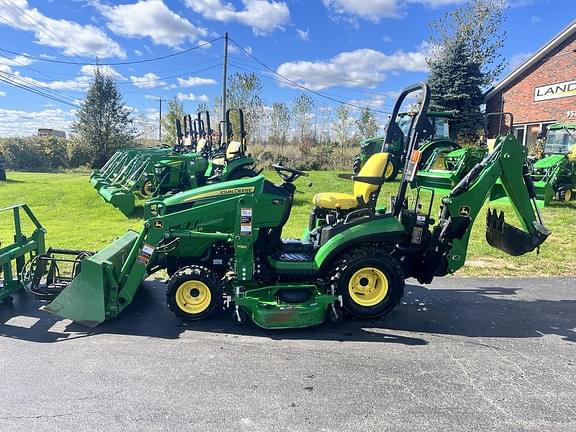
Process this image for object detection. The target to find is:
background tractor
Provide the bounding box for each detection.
[352,110,460,180]
[11,83,549,331]
[92,109,258,217]
[491,122,576,207]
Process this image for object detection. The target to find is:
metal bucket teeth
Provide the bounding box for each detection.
[485,209,546,256]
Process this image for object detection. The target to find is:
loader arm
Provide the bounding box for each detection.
[434,133,550,274]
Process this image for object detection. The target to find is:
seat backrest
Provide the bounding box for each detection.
[226,141,242,160]
[353,152,390,205]
[196,138,207,153]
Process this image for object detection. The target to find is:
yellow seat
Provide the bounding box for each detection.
[313,153,390,210]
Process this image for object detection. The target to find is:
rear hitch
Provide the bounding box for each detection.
[486,209,550,256]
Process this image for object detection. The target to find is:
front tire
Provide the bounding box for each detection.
[329,249,404,319]
[352,154,362,174]
[166,265,223,320]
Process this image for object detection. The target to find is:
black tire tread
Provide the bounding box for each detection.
[328,247,404,319]
[166,265,223,320]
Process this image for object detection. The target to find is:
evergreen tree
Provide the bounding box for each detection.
[427,0,507,140]
[72,68,135,167]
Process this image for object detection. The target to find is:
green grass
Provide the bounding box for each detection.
[1,171,574,277]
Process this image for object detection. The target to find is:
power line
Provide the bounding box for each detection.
[0,0,89,59]
[228,37,390,114]
[0,70,79,103]
[0,37,223,66]
[0,73,80,108]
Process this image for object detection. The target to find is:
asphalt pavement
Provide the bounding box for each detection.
[0,277,575,432]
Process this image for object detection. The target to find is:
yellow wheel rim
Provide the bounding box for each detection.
[384,163,394,179]
[175,280,211,315]
[142,180,154,197]
[348,267,389,307]
[565,189,572,201]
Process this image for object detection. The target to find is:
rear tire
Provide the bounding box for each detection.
[329,248,404,319]
[166,265,223,320]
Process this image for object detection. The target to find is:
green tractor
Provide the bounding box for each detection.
[14,83,549,330]
[352,110,459,180]
[94,109,258,217]
[491,122,576,207]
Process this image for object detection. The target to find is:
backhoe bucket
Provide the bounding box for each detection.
[99,186,136,217]
[485,209,547,256]
[43,231,139,327]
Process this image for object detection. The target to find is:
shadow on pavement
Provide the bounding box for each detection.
[1,280,574,344]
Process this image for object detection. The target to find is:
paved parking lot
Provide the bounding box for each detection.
[1,277,575,431]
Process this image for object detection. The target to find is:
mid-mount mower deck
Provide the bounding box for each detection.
[3,83,551,331]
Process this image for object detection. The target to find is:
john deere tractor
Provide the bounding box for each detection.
[352,110,459,180]
[10,83,549,330]
[491,122,576,207]
[92,109,258,216]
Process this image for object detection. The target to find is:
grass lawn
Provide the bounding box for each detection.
[1,171,574,277]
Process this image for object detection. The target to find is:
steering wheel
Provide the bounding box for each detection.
[272,163,308,183]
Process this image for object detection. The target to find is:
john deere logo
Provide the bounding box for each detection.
[184,186,255,202]
[459,206,470,217]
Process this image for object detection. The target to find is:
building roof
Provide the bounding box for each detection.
[485,19,576,100]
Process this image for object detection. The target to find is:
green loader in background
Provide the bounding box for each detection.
[9,83,549,331]
[352,110,460,180]
[91,109,258,217]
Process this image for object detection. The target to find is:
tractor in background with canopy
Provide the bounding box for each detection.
[352,110,460,180]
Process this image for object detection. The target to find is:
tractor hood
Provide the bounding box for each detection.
[161,175,264,208]
[533,154,565,169]
[360,136,384,149]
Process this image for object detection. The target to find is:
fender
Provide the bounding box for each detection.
[313,216,406,272]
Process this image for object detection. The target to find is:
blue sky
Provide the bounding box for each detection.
[0,0,573,136]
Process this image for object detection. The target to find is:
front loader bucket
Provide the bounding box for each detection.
[486,209,548,256]
[99,187,136,217]
[43,231,139,327]
[416,170,455,192]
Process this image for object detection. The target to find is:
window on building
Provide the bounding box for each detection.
[513,126,525,145]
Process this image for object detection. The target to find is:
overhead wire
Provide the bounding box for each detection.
[0,73,80,108]
[228,37,390,114]
[0,37,224,66]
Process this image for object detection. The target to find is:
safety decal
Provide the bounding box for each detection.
[240,208,252,235]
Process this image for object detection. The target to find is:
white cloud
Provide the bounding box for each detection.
[322,0,466,22]
[0,91,6,97]
[296,29,309,41]
[276,47,428,90]
[185,0,290,34]
[80,65,125,80]
[176,93,210,102]
[130,72,166,89]
[177,76,217,87]
[0,55,35,67]
[0,108,74,137]
[0,0,124,58]
[99,0,208,47]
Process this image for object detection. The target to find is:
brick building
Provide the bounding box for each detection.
[485,20,576,149]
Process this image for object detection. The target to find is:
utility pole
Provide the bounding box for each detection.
[156,97,164,143]
[221,32,229,145]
